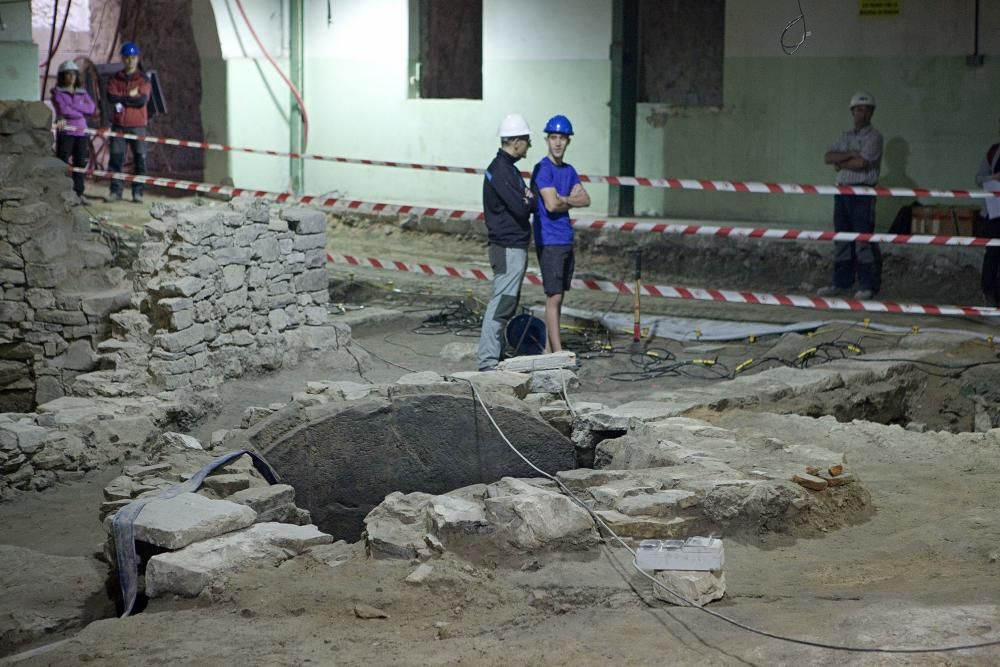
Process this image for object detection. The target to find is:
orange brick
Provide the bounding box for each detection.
[792,473,828,491]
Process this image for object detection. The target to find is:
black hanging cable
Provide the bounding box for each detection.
[780,0,811,55]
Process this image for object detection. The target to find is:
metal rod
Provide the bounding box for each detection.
[289,0,305,194]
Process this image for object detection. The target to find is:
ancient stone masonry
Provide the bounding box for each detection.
[0,101,130,412]
[126,199,341,392]
[0,101,348,501]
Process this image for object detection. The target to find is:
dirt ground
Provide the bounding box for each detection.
[3,194,1000,665]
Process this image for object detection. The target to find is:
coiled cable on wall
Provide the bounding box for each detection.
[780,0,812,55]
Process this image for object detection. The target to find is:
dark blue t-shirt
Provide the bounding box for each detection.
[532,156,581,246]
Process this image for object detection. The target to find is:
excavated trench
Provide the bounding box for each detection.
[751,364,1000,434]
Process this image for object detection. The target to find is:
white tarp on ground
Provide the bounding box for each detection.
[531,305,991,343]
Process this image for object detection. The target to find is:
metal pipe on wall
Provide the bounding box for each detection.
[289,0,304,193]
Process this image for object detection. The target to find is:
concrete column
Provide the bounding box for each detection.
[0,1,40,101]
[609,0,639,217]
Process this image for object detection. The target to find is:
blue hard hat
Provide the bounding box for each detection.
[543,114,574,136]
[120,42,141,57]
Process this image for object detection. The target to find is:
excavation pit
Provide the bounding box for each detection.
[250,388,577,541]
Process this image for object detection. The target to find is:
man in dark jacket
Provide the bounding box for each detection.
[477,113,534,371]
[105,41,152,203]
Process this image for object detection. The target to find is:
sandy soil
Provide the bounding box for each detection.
[6,403,1000,665]
[4,313,1000,665]
[3,198,1000,665]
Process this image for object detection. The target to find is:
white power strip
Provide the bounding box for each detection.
[635,537,725,572]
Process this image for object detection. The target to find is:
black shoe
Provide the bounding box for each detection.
[104,193,123,203]
[132,193,144,204]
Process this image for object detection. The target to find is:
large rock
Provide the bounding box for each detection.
[145,522,333,597]
[363,491,434,560]
[652,570,726,607]
[448,370,532,399]
[594,433,682,470]
[426,494,493,548]
[133,493,257,549]
[227,484,296,520]
[528,369,580,395]
[484,477,597,550]
[615,490,699,517]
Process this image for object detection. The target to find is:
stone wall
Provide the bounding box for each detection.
[127,200,337,392]
[0,100,131,412]
[1,102,347,500]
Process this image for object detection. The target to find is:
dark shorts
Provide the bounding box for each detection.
[536,244,575,296]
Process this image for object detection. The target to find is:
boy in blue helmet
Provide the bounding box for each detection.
[105,41,152,203]
[530,114,590,353]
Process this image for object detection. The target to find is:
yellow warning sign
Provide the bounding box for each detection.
[860,0,901,16]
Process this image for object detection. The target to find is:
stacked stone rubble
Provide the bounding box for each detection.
[99,439,331,599]
[0,101,131,411]
[1,103,348,499]
[128,200,337,391]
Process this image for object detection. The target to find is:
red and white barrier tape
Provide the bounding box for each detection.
[76,168,1000,248]
[67,126,999,200]
[327,252,1000,318]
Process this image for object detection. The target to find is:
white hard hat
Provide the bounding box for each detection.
[57,60,80,74]
[849,91,875,109]
[498,113,531,138]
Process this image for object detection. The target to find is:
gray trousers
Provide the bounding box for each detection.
[477,245,527,371]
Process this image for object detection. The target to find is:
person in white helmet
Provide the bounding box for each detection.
[50,60,96,202]
[820,91,884,300]
[477,113,534,371]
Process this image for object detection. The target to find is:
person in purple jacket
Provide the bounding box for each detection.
[51,60,96,201]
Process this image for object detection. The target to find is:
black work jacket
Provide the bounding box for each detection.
[482,149,532,248]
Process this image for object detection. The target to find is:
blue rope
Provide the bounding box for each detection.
[110,449,279,617]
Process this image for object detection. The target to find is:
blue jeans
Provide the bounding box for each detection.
[477,245,527,371]
[832,194,881,292]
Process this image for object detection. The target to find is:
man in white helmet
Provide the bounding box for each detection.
[820,91,884,300]
[477,113,534,371]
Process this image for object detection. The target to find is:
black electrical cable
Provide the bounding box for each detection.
[413,300,483,336]
[452,376,1000,655]
[381,332,438,359]
[780,0,811,55]
[350,339,419,374]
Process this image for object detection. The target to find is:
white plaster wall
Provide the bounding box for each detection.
[728,0,998,58]
[0,1,38,100]
[484,0,610,61]
[199,0,998,218]
[1,0,33,40]
[30,0,91,32]
[200,0,615,209]
[210,0,284,59]
[306,0,406,61]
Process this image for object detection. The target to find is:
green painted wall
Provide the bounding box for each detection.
[635,56,1000,229]
[0,0,36,102]
[199,0,998,229]
[208,51,999,229]
[0,43,39,101]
